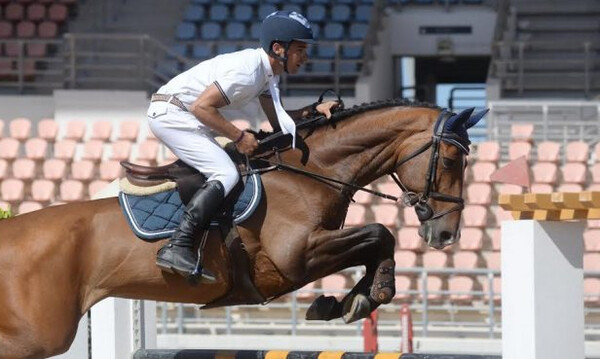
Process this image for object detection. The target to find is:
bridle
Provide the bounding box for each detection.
[390,110,469,223]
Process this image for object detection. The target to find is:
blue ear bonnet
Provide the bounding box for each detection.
[441,108,489,151]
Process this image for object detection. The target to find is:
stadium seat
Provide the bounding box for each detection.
[27,42,47,57]
[12,158,35,181]
[26,3,45,22]
[192,44,212,60]
[584,229,600,252]
[225,22,246,40]
[470,162,496,183]
[561,162,587,185]
[448,276,476,303]
[323,23,344,40]
[331,5,351,22]
[458,227,484,251]
[489,228,501,251]
[485,252,501,270]
[1,179,25,202]
[37,118,58,142]
[536,141,561,163]
[508,141,531,161]
[316,43,336,59]
[345,203,366,227]
[31,179,55,203]
[394,250,418,268]
[510,123,534,142]
[372,203,399,228]
[423,251,449,269]
[0,160,7,180]
[352,184,373,204]
[557,183,582,192]
[232,4,253,22]
[136,139,160,164]
[349,23,368,40]
[584,253,600,271]
[24,138,47,161]
[496,184,523,195]
[64,121,86,142]
[200,22,221,40]
[453,251,479,271]
[584,278,600,305]
[462,205,488,227]
[342,44,363,59]
[355,5,371,22]
[282,4,302,13]
[90,121,113,142]
[70,160,95,182]
[88,180,110,198]
[402,206,420,227]
[9,117,31,141]
[5,3,24,21]
[47,4,67,22]
[53,139,77,162]
[397,227,423,252]
[530,183,553,193]
[481,276,501,303]
[59,179,84,202]
[565,141,589,163]
[494,207,514,226]
[216,43,238,55]
[475,141,500,162]
[37,21,57,38]
[108,140,132,162]
[306,4,326,22]
[466,182,492,205]
[417,275,444,302]
[531,162,557,184]
[0,138,20,162]
[42,158,66,181]
[295,281,316,301]
[183,5,204,22]
[18,201,42,214]
[99,160,122,181]
[175,22,196,40]
[394,275,413,301]
[321,273,348,298]
[81,140,105,162]
[209,4,229,21]
[249,22,261,40]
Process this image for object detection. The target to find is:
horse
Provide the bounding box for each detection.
[0,99,484,359]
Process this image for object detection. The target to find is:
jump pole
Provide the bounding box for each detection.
[498,191,598,359]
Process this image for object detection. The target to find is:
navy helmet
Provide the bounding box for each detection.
[260,11,315,64]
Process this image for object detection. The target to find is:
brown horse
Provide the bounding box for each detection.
[0,100,484,359]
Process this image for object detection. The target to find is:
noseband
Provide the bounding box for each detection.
[391,110,468,223]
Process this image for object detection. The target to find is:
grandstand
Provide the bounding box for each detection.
[1,0,600,357]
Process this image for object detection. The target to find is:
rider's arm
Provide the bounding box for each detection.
[259,94,312,131]
[190,83,257,154]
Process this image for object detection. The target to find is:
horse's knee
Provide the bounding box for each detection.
[365,223,395,252]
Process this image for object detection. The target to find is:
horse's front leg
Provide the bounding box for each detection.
[303,223,396,323]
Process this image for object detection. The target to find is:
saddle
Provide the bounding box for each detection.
[119,144,266,309]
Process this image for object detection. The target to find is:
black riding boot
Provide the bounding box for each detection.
[156,180,225,283]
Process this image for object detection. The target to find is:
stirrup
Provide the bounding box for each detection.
[188,229,216,285]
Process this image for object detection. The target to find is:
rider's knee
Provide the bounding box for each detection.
[213,167,240,196]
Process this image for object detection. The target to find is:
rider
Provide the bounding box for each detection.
[148,10,339,282]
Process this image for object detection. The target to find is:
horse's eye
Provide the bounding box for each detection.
[442,157,457,169]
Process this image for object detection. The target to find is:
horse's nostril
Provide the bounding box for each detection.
[440,231,454,244]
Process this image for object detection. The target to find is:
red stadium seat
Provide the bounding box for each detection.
[38,21,58,38]
[565,141,589,163]
[584,278,600,305]
[48,4,67,22]
[556,183,583,193]
[26,3,45,22]
[497,184,523,195]
[530,183,553,193]
[418,275,445,302]
[295,281,316,301]
[485,252,501,271]
[16,21,35,38]
[584,253,600,271]
[422,251,449,269]
[489,228,501,251]
[5,3,24,21]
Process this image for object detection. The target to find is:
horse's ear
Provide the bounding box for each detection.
[445,107,474,131]
[465,109,489,129]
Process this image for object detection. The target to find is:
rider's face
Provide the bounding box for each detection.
[286,41,309,74]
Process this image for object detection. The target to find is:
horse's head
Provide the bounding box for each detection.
[394,108,487,249]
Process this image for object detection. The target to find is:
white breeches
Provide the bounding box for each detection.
[147,102,239,196]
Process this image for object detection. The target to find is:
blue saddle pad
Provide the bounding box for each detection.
[118,173,262,241]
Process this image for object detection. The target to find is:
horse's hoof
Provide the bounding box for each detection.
[342,293,372,324]
[370,258,395,304]
[305,295,342,321]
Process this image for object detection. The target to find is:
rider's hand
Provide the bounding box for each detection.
[235,131,258,155]
[316,101,340,119]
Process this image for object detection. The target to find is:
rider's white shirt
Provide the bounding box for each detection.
[157,48,275,113]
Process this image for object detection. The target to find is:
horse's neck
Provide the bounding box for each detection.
[301,107,436,186]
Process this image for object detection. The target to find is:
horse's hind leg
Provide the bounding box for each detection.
[303,223,396,323]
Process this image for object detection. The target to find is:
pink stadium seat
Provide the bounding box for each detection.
[418,275,444,302]
[345,203,366,227]
[1,179,25,202]
[508,141,532,161]
[88,180,109,198]
[18,201,42,214]
[26,42,47,57]
[16,21,35,38]
[453,252,479,270]
[59,179,84,202]
[38,21,57,38]
[48,4,67,22]
[466,183,492,205]
[537,141,561,163]
[136,139,159,164]
[462,205,488,227]
[397,227,423,252]
[64,121,86,142]
[584,229,600,252]
[81,140,104,162]
[0,138,20,161]
[37,118,58,142]
[70,160,95,182]
[497,184,523,195]
[231,119,251,130]
[485,252,501,270]
[584,253,600,271]
[591,164,600,183]
[372,203,399,228]
[394,275,413,301]
[99,160,122,181]
[584,278,600,305]
[510,123,534,142]
[471,162,497,183]
[24,138,47,161]
[118,120,140,142]
[9,117,31,141]
[90,121,113,142]
[561,162,587,184]
[531,162,557,184]
[26,3,45,22]
[530,183,553,193]
[394,250,418,269]
[494,207,514,226]
[31,179,55,202]
[422,251,449,269]
[321,273,348,298]
[481,276,501,303]
[489,229,501,251]
[448,276,476,303]
[5,3,24,21]
[475,141,500,162]
[42,158,66,181]
[556,183,583,193]
[352,184,373,204]
[402,206,420,227]
[0,21,13,38]
[0,160,7,180]
[458,227,484,251]
[12,158,35,181]
[109,140,132,161]
[565,141,589,163]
